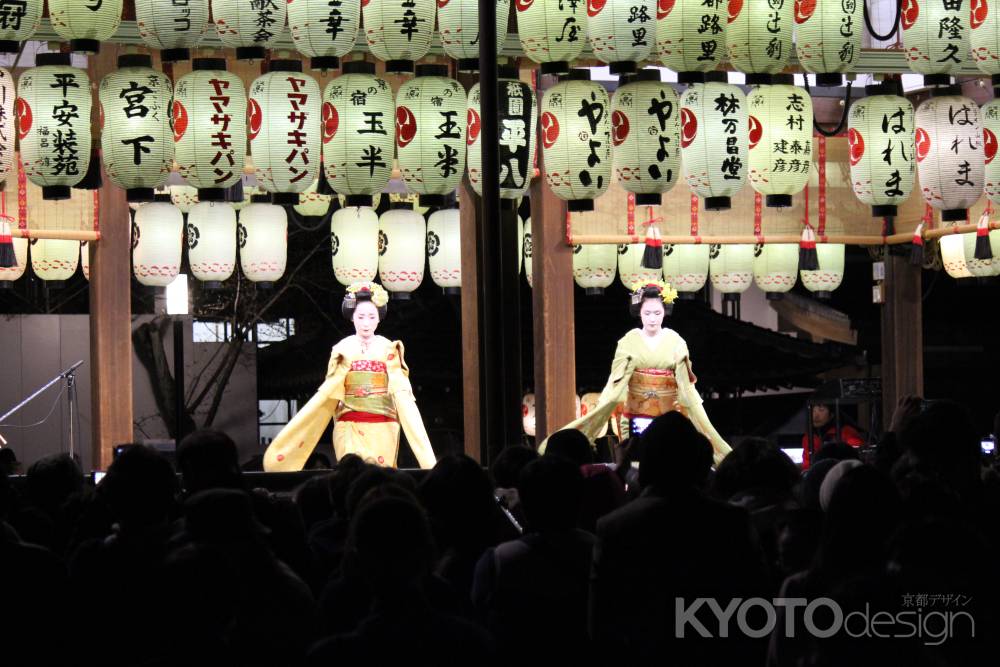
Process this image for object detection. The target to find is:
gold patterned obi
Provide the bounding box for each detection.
[625,368,684,418]
[339,360,396,420]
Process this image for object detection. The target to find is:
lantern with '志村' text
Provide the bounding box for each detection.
[680,75,747,211]
[288,0,360,70]
[379,202,426,299]
[187,201,237,288]
[133,200,184,287]
[915,91,984,222]
[135,0,210,62]
[331,205,379,285]
[212,0,287,60]
[901,0,970,86]
[439,0,511,71]
[655,0,728,84]
[48,0,122,53]
[588,0,656,75]
[517,0,587,75]
[239,198,288,287]
[363,0,435,73]
[747,76,813,207]
[726,0,793,84]
[0,0,42,54]
[793,0,862,87]
[427,206,462,294]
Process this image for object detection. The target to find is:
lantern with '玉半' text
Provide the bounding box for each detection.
[331,205,379,285]
[212,0,287,60]
[901,0,970,85]
[427,207,462,294]
[0,0,42,54]
[848,83,916,217]
[133,201,184,287]
[726,0,793,84]
[588,0,656,75]
[517,0,587,75]
[239,200,287,287]
[748,76,813,207]
[439,0,511,71]
[363,0,435,73]
[135,0,210,62]
[48,0,122,53]
[793,0,862,87]
[680,75,747,211]
[915,92,984,222]
[753,242,798,298]
[655,0,728,84]
[379,203,426,299]
[573,243,617,295]
[288,0,360,70]
[467,69,537,200]
[187,201,237,288]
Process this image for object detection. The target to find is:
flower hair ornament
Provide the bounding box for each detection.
[630,279,678,305]
[345,281,389,308]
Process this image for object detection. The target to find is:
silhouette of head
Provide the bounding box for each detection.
[518,456,583,532]
[638,412,713,489]
[183,488,269,545]
[101,444,178,529]
[26,453,84,513]
[545,429,594,466]
[176,430,243,494]
[348,495,433,597]
[713,437,798,500]
[900,399,980,494]
[490,445,538,489]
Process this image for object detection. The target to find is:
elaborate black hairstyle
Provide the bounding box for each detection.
[628,281,676,318]
[342,282,389,321]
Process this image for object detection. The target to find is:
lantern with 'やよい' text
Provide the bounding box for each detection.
[31,239,79,286]
[573,243,617,295]
[662,243,710,297]
[17,54,92,200]
[212,0,287,60]
[249,61,321,204]
[363,0,435,73]
[174,59,248,202]
[655,0,727,84]
[396,65,467,207]
[611,69,680,206]
[540,69,612,212]
[288,0,360,70]
[48,0,122,53]
[901,0,970,85]
[793,0,862,87]
[618,242,661,287]
[709,242,754,302]
[800,242,844,297]
[99,55,174,203]
[753,242,798,298]
[915,91,984,222]
[588,0,656,75]
[517,0,587,75]
[133,200,184,287]
[239,199,287,287]
[135,0,210,62]
[439,0,511,71]
[331,205,379,285]
[971,0,1000,90]
[427,206,462,294]
[323,61,395,208]
[0,0,42,54]
[747,76,813,207]
[379,202,426,299]
[848,82,916,217]
[680,74,747,211]
[0,68,13,184]
[187,201,237,288]
[982,99,1000,205]
[726,0,793,84]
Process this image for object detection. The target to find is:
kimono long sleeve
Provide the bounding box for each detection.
[674,339,732,467]
[387,341,437,470]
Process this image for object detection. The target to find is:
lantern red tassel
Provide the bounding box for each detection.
[799,225,818,271]
[0,218,15,268]
[640,222,663,270]
[910,222,925,266]
[974,213,993,260]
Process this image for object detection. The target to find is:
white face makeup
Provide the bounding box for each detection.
[640,297,665,334]
[352,300,380,340]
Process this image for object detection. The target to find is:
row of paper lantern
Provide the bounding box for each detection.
[940,221,1000,278]
[522,393,604,438]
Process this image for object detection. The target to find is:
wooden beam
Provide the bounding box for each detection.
[458,174,482,462]
[880,253,923,429]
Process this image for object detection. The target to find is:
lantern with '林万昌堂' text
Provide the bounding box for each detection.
[848,82,916,217]
[680,74,747,211]
[135,0,210,62]
[363,0,435,73]
[747,76,813,207]
[288,0,360,70]
[212,0,287,60]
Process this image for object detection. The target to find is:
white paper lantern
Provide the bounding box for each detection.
[618,241,660,287]
[212,0,287,60]
[396,65,467,206]
[588,0,655,74]
[517,0,587,74]
[427,206,462,293]
[0,68,14,184]
[295,177,334,216]
[901,0,969,84]
[522,392,536,436]
[363,0,435,73]
[972,0,1000,83]
[939,232,972,278]
[322,61,395,208]
[239,200,287,286]
[81,241,90,281]
[378,204,426,298]
[915,93,984,222]
[48,0,122,53]
[962,227,1000,276]
[794,0,862,87]
[331,205,379,285]
[288,0,361,69]
[249,61,321,203]
[848,84,916,217]
[709,242,754,298]
[800,242,844,296]
[99,55,174,203]
[439,0,511,70]
[187,201,237,287]
[752,242,797,297]
[748,77,813,207]
[0,0,41,54]
[983,98,1000,205]
[655,0,727,83]
[572,242,617,294]
[17,54,92,200]
[726,0,793,83]
[467,69,537,200]
[170,185,200,213]
[0,235,27,285]
[662,242,709,295]
[135,0,210,62]
[680,76,747,210]
[174,59,248,201]
[31,239,79,284]
[133,200,184,287]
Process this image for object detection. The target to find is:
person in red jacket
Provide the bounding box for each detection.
[800,403,865,469]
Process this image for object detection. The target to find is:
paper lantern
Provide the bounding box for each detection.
[135,0,210,62]
[396,65,467,207]
[588,0,655,74]
[522,393,536,436]
[655,0,727,83]
[467,68,537,200]
[662,242,709,296]
[17,54,92,200]
[239,200,287,286]
[972,0,1000,85]
[331,205,378,285]
[726,0,793,84]
[363,0,435,73]
[439,0,511,71]
[187,201,237,288]
[0,68,13,183]
[915,92,984,222]
[523,217,533,287]
[793,0,861,87]
[426,207,462,293]
[295,178,334,216]
[81,241,90,280]
[517,0,587,74]
[212,0,287,60]
[99,55,174,203]
[248,61,320,204]
[962,227,1000,276]
[48,0,122,53]
[540,70,612,212]
[0,0,41,53]
[983,99,1000,205]
[611,69,679,206]
[31,239,79,285]
[752,242,797,297]
[847,84,916,217]
[0,234,27,285]
[709,243,753,300]
[378,204,426,298]
[572,243,617,294]
[288,0,360,70]
[747,77,813,207]
[939,233,972,277]
[680,76,747,210]
[170,185,200,213]
[800,242,844,296]
[174,59,248,202]
[133,201,183,287]
[618,242,661,287]
[901,0,970,84]
[322,61,395,208]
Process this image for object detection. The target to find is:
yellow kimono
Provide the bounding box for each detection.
[263,335,437,471]
[545,328,732,466]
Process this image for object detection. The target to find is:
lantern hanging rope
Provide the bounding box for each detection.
[803,77,853,138]
[862,0,901,42]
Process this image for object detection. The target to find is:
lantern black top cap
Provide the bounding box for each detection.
[770,73,794,86]
[562,69,590,82]
[36,53,71,67]
[390,201,413,210]
[342,60,376,75]
[117,54,153,69]
[498,64,519,80]
[268,59,303,73]
[251,194,271,203]
[415,64,448,78]
[930,85,962,97]
[192,58,227,71]
[631,69,661,83]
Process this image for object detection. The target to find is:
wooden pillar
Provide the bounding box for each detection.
[458,174,482,461]
[89,46,133,469]
[880,253,923,429]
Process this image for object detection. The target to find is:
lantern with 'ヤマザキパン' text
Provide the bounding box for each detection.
[662,243,710,296]
[517,0,588,75]
[752,242,798,298]
[573,243,618,295]
[212,0,287,60]
[0,0,42,54]
[288,0,360,70]
[793,0,862,87]
[439,0,511,71]
[331,205,379,286]
[363,0,435,73]
[48,0,122,53]
[680,75,747,211]
[427,206,462,294]
[378,202,426,299]
[914,91,984,222]
[709,242,754,302]
[132,200,184,287]
[747,76,813,207]
[655,0,728,84]
[800,242,844,297]
[588,0,656,75]
[239,199,287,287]
[726,0,793,84]
[187,201,237,288]
[901,0,970,86]
[135,0,210,62]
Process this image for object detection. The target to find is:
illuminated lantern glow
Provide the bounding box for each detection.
[662,242,709,296]
[655,0,728,83]
[517,0,588,75]
[135,0,210,62]
[31,239,79,286]
[901,0,970,85]
[611,69,680,206]
[17,54,93,200]
[133,200,184,287]
[81,241,90,281]
[793,0,862,87]
[523,216,533,287]
[174,59,248,202]
[847,82,916,217]
[522,393,536,436]
[0,235,27,285]
[680,74,747,210]
[439,0,511,71]
[747,76,813,207]
[378,202,426,299]
[800,242,844,297]
[540,69,612,212]
[0,68,14,183]
[588,0,656,74]
[914,91,984,222]
[363,0,435,73]
[170,185,200,213]
[295,177,334,217]
[288,0,360,70]
[962,226,1000,276]
[709,242,754,301]
[396,65,468,207]
[427,206,462,294]
[48,0,122,53]
[0,0,41,53]
[187,201,237,288]
[331,205,379,286]
[572,242,617,294]
[752,242,798,298]
[983,99,1000,205]
[467,67,537,200]
[212,0,288,60]
[99,55,174,203]
[618,242,661,287]
[939,233,972,277]
[726,0,793,84]
[971,0,1000,87]
[239,198,288,286]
